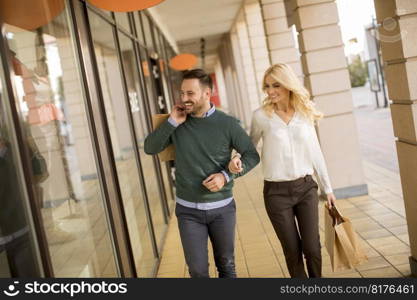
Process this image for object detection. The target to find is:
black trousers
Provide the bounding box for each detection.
[263,175,322,278]
[175,200,236,278]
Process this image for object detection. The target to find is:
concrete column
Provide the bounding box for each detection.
[374,0,417,276]
[261,0,303,80]
[244,0,271,101]
[235,11,261,113]
[218,33,250,128]
[229,30,252,128]
[290,0,368,198]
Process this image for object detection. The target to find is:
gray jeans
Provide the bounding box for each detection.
[175,200,236,278]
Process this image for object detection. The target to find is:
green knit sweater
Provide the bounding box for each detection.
[144,110,260,203]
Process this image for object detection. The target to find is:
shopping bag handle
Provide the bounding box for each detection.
[325,203,344,225]
[327,203,364,266]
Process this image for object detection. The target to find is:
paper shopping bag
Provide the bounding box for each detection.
[324,203,368,272]
[151,114,175,162]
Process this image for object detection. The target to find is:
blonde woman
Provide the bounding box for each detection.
[229,63,336,278]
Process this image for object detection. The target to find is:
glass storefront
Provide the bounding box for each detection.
[3,3,119,277]
[88,9,164,275]
[118,32,169,254]
[0,0,179,277]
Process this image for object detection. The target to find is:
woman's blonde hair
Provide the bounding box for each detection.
[262,63,323,123]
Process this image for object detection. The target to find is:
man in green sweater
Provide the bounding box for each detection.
[144,69,259,278]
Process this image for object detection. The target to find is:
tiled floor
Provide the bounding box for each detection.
[156,160,412,278]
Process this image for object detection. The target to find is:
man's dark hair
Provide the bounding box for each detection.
[182,69,213,91]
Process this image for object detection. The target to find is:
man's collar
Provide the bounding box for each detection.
[191,103,215,118]
[204,103,216,117]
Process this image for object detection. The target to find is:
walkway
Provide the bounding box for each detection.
[156,91,411,278]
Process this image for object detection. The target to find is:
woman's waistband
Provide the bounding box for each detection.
[264,175,313,186]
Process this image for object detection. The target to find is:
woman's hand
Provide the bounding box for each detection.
[326,193,336,209]
[228,155,243,174]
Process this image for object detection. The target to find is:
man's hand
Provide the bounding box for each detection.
[326,193,337,209]
[228,156,243,174]
[170,104,187,125]
[202,173,226,192]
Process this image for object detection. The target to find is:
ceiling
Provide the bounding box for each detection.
[152,0,244,72]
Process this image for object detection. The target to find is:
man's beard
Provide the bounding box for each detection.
[186,97,205,115]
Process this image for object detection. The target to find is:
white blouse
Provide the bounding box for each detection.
[250,108,333,194]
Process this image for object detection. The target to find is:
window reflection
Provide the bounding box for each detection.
[4,4,118,277]
[0,79,41,277]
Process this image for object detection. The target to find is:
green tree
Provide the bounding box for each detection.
[348,55,368,87]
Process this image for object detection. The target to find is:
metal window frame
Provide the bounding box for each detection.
[135,14,173,213]
[111,12,162,260]
[133,12,147,48]
[128,11,173,225]
[138,12,156,52]
[71,0,137,277]
[158,34,176,108]
[66,0,132,277]
[85,5,174,223]
[128,12,173,227]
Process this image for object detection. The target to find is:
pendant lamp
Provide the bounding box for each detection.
[88,0,165,12]
[169,54,198,71]
[0,0,65,31]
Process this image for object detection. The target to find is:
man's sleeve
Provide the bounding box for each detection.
[226,118,260,180]
[144,120,176,155]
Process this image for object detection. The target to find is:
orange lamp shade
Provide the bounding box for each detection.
[142,61,150,77]
[88,0,165,12]
[0,0,65,31]
[169,54,198,71]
